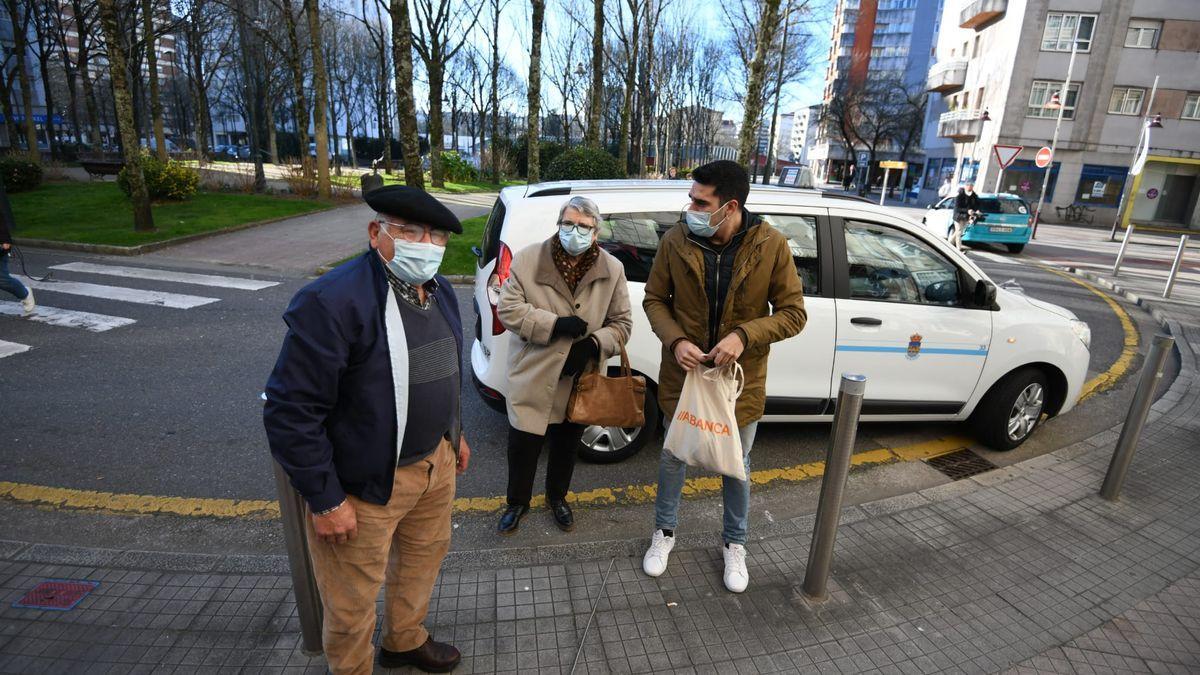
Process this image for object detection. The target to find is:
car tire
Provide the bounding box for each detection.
[1005,243,1025,254]
[970,367,1048,451]
[576,378,659,464]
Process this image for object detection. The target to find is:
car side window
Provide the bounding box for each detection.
[843,220,960,306]
[597,212,678,283]
[759,213,820,295]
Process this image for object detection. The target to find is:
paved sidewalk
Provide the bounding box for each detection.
[3,248,1199,673]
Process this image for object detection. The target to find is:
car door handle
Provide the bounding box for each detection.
[851,317,883,326]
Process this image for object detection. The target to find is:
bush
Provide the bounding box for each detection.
[543,147,623,181]
[0,156,43,192]
[440,151,478,182]
[117,151,200,201]
[509,137,566,178]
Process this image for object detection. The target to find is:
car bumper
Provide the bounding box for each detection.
[963,226,1032,244]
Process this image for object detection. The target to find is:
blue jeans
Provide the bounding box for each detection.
[0,252,29,301]
[655,421,758,546]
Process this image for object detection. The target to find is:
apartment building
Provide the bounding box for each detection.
[927,0,1200,228]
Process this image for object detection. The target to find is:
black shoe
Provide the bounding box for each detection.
[379,637,461,672]
[549,499,574,532]
[497,505,528,536]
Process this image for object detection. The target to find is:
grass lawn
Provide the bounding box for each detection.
[329,172,523,194]
[325,214,486,277]
[11,181,332,247]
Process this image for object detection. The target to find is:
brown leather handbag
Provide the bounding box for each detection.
[566,345,646,428]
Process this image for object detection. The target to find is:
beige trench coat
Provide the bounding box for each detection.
[497,238,633,435]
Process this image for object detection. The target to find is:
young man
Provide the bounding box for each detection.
[641,160,807,593]
[264,186,471,674]
[953,182,980,251]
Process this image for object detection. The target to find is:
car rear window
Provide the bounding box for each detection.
[479,198,506,266]
[977,198,1029,214]
[597,211,822,295]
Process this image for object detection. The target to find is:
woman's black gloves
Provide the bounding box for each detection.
[552,315,588,339]
[561,338,599,377]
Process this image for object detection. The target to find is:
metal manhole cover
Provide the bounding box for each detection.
[925,449,997,480]
[13,580,99,611]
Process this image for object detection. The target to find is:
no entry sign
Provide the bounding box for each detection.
[1035,147,1053,168]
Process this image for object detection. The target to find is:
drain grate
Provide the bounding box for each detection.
[925,449,997,480]
[13,580,99,611]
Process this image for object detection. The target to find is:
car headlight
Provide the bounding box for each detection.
[1070,319,1091,350]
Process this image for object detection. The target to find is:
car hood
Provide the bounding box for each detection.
[998,286,1079,321]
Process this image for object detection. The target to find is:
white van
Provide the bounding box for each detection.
[470,180,1091,463]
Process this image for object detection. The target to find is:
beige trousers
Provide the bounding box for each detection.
[305,439,456,675]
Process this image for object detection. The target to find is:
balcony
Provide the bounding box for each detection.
[927,60,968,94]
[938,110,985,141]
[959,0,1007,29]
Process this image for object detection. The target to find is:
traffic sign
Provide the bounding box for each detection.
[992,145,1023,169]
[1035,147,1053,168]
[879,160,907,170]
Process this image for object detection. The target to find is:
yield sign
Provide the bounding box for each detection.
[993,144,1023,169]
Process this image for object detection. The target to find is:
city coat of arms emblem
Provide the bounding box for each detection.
[907,333,923,360]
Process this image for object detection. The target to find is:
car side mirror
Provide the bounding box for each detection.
[973,279,997,307]
[924,280,958,303]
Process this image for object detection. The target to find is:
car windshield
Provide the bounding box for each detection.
[978,198,1028,214]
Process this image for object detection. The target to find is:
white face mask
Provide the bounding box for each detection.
[378,228,445,285]
[684,201,731,238]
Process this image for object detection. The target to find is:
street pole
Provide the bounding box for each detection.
[994,168,1003,193]
[1031,42,1077,239]
[1109,76,1159,241]
[879,167,890,205]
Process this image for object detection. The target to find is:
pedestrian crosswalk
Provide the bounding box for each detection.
[0,260,279,358]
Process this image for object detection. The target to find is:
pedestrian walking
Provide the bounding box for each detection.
[494,196,633,535]
[937,175,954,200]
[0,181,34,314]
[953,182,980,251]
[263,185,471,674]
[640,160,807,593]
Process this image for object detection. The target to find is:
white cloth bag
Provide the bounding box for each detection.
[663,363,746,480]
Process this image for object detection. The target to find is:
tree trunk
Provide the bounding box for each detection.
[763,3,791,185]
[0,70,20,151]
[427,62,445,187]
[5,0,39,160]
[305,0,331,198]
[342,87,355,169]
[142,0,167,161]
[584,0,603,150]
[267,103,279,163]
[379,54,393,173]
[390,0,423,188]
[525,0,545,183]
[98,0,154,231]
[36,43,58,159]
[617,9,641,176]
[489,0,501,184]
[282,0,311,175]
[736,0,781,168]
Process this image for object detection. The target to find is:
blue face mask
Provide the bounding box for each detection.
[685,201,731,238]
[558,225,595,256]
[379,229,445,285]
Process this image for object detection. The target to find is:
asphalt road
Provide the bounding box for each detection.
[0,242,1172,556]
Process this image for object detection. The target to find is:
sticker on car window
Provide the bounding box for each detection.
[1018,206,1028,214]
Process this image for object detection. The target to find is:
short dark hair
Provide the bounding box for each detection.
[691,160,750,208]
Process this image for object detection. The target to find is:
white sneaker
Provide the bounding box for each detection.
[723,543,748,593]
[642,529,675,577]
[20,288,34,314]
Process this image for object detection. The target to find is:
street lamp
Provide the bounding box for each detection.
[1031,41,1078,239]
[1108,75,1164,241]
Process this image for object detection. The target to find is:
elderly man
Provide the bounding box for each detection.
[264,185,471,674]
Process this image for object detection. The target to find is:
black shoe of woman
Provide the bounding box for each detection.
[498,505,528,535]
[549,500,574,532]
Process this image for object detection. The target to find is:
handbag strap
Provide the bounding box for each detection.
[728,362,745,400]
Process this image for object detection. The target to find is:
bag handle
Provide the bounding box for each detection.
[578,341,635,389]
[728,362,744,401]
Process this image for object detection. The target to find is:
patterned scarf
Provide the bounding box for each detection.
[551,235,599,293]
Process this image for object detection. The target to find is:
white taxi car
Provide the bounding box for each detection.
[470,181,1091,462]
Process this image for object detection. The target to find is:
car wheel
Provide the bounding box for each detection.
[971,367,1047,451]
[576,382,659,463]
[1006,243,1025,254]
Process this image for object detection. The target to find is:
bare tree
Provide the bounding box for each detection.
[525,0,545,182]
[304,0,331,197]
[612,0,645,175]
[140,0,167,160]
[390,0,422,187]
[2,0,40,159]
[98,0,153,229]
[736,0,781,166]
[583,0,603,149]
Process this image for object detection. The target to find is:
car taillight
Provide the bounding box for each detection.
[488,243,512,335]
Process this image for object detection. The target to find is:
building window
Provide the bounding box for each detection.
[1074,165,1128,208]
[972,36,981,58]
[1125,19,1161,49]
[1108,87,1145,116]
[1183,93,1200,120]
[1028,80,1081,120]
[1042,13,1096,52]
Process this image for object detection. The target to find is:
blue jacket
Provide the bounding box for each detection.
[263,250,463,512]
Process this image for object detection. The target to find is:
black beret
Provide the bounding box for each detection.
[364,185,462,234]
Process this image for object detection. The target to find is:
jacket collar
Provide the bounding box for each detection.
[533,237,610,298]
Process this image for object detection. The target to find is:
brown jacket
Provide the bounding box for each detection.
[643,218,807,426]
[498,237,633,435]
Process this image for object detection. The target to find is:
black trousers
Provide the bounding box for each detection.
[506,422,585,507]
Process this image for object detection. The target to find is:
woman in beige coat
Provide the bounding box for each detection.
[495,196,632,535]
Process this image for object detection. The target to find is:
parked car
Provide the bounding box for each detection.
[922,192,1034,253]
[471,180,1091,462]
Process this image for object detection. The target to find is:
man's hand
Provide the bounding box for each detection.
[312,499,357,545]
[673,339,706,371]
[456,436,471,475]
[707,332,745,367]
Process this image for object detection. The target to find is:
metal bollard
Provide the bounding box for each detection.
[1112,223,1135,276]
[272,461,325,654]
[1099,334,1174,501]
[802,373,867,601]
[1162,235,1189,299]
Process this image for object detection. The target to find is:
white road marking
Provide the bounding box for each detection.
[970,250,1022,265]
[0,301,137,332]
[25,279,219,309]
[0,339,31,358]
[50,262,279,290]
